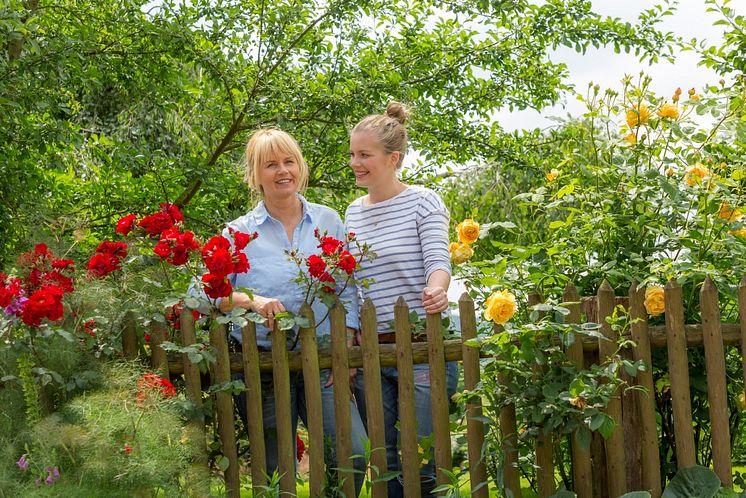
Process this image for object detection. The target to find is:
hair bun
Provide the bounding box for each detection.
[385,101,410,125]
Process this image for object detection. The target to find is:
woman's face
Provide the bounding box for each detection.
[348,131,399,190]
[258,152,301,200]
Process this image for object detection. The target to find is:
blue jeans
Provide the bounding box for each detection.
[235,369,367,496]
[354,362,459,498]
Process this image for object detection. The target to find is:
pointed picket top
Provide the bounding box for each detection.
[665,278,680,290]
[458,292,474,305]
[701,276,718,294]
[362,297,375,311]
[598,279,614,295]
[562,282,579,301]
[395,296,408,308]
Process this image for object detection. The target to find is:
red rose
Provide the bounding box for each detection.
[228,228,257,251]
[160,203,184,224]
[51,259,74,270]
[296,434,305,462]
[306,254,326,278]
[232,252,249,274]
[204,248,233,277]
[201,273,232,299]
[96,240,128,258]
[124,443,133,455]
[318,236,344,256]
[202,235,231,257]
[21,286,64,326]
[43,271,74,294]
[0,276,22,307]
[336,251,356,275]
[87,253,122,278]
[319,271,336,294]
[155,227,200,266]
[34,243,51,257]
[83,319,96,337]
[115,214,138,236]
[138,211,173,236]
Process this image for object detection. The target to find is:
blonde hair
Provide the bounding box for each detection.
[351,101,410,168]
[243,129,309,193]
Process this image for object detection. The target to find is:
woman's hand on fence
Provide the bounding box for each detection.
[251,295,286,331]
[422,286,448,314]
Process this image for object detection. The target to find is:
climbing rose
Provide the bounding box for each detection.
[318,236,344,256]
[456,219,480,245]
[483,290,517,325]
[306,255,326,278]
[626,104,650,128]
[657,103,679,119]
[336,251,356,275]
[449,242,473,264]
[643,286,665,316]
[202,273,232,299]
[115,214,138,235]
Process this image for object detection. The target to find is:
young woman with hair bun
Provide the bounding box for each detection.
[345,102,452,498]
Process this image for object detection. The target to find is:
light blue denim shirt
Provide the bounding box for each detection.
[223,195,359,350]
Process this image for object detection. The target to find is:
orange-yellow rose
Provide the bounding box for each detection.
[644,285,665,316]
[730,228,746,239]
[657,103,679,119]
[626,104,650,128]
[483,290,517,324]
[666,167,674,178]
[685,163,709,186]
[718,203,742,221]
[456,219,480,245]
[449,242,473,264]
[546,168,560,181]
[623,133,637,144]
[738,391,746,411]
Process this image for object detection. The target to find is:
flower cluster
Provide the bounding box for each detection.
[136,373,177,406]
[201,229,258,299]
[483,289,517,325]
[449,219,480,264]
[136,203,184,237]
[87,240,128,278]
[1,244,75,326]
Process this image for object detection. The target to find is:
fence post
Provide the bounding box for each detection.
[241,320,267,493]
[664,279,696,468]
[597,280,626,497]
[458,293,488,498]
[629,282,661,497]
[360,298,389,498]
[563,283,593,498]
[700,278,733,486]
[149,320,169,377]
[299,303,325,496]
[427,310,452,495]
[180,310,210,497]
[495,320,522,498]
[331,300,356,498]
[209,318,240,498]
[395,297,422,497]
[122,311,138,360]
[270,321,296,496]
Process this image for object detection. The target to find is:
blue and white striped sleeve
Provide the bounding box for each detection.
[416,190,451,281]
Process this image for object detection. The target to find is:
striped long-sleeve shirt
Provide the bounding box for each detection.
[345,186,451,334]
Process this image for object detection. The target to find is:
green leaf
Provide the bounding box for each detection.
[217,456,230,472]
[661,466,721,498]
[619,493,652,498]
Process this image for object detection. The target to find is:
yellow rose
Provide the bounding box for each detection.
[657,103,679,119]
[483,290,517,324]
[718,203,742,221]
[626,104,650,128]
[685,163,709,186]
[644,285,665,316]
[546,168,560,181]
[623,133,637,144]
[738,391,746,411]
[666,167,674,177]
[456,219,480,245]
[449,242,473,264]
[691,94,701,102]
[730,228,746,239]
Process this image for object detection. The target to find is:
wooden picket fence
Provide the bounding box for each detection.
[121,276,746,498]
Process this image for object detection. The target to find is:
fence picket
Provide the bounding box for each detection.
[122,311,138,360]
[360,298,388,498]
[209,319,240,498]
[700,278,733,486]
[149,320,169,376]
[740,276,746,426]
[299,304,325,496]
[427,311,452,494]
[664,279,696,469]
[395,297,422,497]
[331,301,356,498]
[270,323,296,495]
[179,310,210,497]
[597,280,626,497]
[458,293,488,498]
[496,321,522,498]
[240,320,267,493]
[629,283,661,497]
[563,283,593,498]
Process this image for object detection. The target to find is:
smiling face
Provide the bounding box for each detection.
[258,152,301,201]
[348,131,400,190]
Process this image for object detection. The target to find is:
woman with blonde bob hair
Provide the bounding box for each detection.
[220,128,367,495]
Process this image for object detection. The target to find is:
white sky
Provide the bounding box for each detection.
[493,0,729,131]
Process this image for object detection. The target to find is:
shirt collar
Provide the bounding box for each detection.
[252,194,314,225]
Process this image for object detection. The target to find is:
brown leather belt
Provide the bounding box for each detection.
[377,332,426,344]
